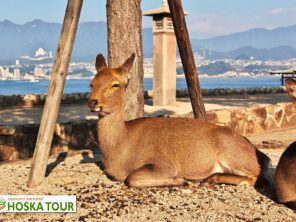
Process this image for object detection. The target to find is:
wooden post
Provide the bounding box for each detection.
[27,0,83,187]
[167,0,206,119]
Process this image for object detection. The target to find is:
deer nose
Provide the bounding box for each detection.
[87,99,98,109]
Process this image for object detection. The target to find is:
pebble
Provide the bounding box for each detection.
[0,150,295,221]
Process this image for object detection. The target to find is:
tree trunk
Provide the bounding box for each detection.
[106,0,144,120]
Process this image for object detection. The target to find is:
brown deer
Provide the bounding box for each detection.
[285,77,296,103]
[87,53,271,188]
[275,138,296,211]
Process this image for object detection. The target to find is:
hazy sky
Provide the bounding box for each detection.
[0,0,296,38]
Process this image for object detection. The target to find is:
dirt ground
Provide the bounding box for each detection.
[0,93,290,125]
[0,93,295,221]
[0,128,296,221]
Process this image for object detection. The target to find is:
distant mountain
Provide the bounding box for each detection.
[0,19,107,61]
[0,20,296,62]
[200,45,296,60]
[192,25,296,52]
[228,45,296,60]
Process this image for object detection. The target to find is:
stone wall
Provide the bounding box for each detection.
[1,101,295,162]
[0,120,97,161]
[0,87,286,108]
[186,102,296,136]
[0,93,90,108]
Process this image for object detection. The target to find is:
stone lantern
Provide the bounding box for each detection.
[143,0,188,106]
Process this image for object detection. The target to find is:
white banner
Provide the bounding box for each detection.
[0,195,76,213]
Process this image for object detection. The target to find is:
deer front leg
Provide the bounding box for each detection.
[125,164,187,188]
[199,173,257,187]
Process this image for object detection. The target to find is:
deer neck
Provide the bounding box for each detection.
[97,105,127,157]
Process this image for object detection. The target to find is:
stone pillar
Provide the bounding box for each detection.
[153,17,176,106]
[143,0,188,106]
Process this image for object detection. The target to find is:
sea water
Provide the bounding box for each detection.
[0,77,282,96]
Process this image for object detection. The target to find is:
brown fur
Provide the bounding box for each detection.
[275,141,296,210]
[285,78,296,103]
[87,53,270,188]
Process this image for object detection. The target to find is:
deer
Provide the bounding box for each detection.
[87,53,271,188]
[275,141,296,210]
[285,78,296,103]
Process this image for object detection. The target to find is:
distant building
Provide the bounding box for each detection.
[21,48,53,61]
[35,48,47,57]
[13,68,20,80]
[34,66,45,78]
[3,67,9,79]
[0,67,4,79]
[0,67,12,79]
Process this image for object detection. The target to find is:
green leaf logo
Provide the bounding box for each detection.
[0,197,6,210]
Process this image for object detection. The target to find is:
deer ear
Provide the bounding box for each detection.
[121,53,135,74]
[95,54,107,73]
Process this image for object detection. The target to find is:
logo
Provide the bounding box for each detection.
[0,196,76,213]
[0,197,6,210]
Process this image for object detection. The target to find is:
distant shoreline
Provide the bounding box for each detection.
[143,73,281,79]
[0,77,282,96]
[0,74,281,81]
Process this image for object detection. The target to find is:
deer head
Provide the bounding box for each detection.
[87,53,135,117]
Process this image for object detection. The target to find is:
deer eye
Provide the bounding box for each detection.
[111,83,120,89]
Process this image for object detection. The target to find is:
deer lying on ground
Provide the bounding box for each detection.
[87,53,271,188]
[275,134,296,211]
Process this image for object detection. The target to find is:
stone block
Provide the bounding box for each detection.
[22,124,39,134]
[252,107,267,119]
[0,136,14,146]
[287,114,296,127]
[74,94,80,101]
[245,120,255,134]
[40,94,46,102]
[80,93,87,100]
[202,89,209,96]
[284,103,296,117]
[17,149,30,160]
[279,113,289,128]
[215,110,231,124]
[231,110,246,121]
[0,126,16,135]
[230,110,246,135]
[265,105,275,116]
[23,95,38,107]
[275,109,283,123]
[264,116,279,130]
[0,145,14,161]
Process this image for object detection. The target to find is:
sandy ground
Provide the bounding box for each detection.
[0,93,290,125]
[0,128,296,221]
[0,93,295,221]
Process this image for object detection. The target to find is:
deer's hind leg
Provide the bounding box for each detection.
[199,173,257,187]
[125,164,187,188]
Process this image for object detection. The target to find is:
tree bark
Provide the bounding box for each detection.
[106,0,144,120]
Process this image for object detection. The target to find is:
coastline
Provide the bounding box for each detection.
[143,73,282,79]
[0,76,283,96]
